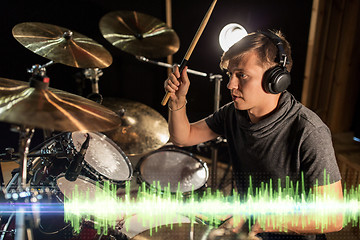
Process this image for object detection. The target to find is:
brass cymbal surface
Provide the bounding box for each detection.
[102,98,169,156]
[0,77,121,132]
[12,22,113,68]
[99,11,180,58]
[132,223,210,240]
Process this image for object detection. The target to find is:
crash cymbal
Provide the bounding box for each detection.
[99,11,180,58]
[12,22,113,68]
[102,98,169,156]
[0,77,121,132]
[132,223,210,240]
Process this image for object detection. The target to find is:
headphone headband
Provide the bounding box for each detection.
[258,30,291,94]
[258,30,289,67]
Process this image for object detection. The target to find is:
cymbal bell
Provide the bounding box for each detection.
[0,77,121,132]
[12,22,113,68]
[132,223,210,240]
[102,98,169,156]
[99,11,180,59]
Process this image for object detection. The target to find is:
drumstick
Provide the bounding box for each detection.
[161,0,218,106]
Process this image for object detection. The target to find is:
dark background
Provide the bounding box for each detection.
[0,0,312,152]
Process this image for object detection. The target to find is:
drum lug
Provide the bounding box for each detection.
[98,175,103,182]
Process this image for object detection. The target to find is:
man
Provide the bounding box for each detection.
[164,30,343,239]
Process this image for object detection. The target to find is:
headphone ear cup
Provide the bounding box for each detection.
[262,66,291,94]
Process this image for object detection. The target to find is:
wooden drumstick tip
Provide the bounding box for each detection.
[161,91,171,106]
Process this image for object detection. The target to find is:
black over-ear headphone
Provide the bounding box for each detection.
[259,30,291,94]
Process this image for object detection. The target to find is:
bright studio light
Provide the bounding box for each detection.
[219,23,247,52]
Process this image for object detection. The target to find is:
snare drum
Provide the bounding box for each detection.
[136,146,208,194]
[71,131,133,186]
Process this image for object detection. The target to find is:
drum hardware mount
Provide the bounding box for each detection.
[0,148,15,162]
[27,61,55,76]
[83,68,104,105]
[83,68,103,94]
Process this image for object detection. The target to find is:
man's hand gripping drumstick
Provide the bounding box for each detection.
[161,0,218,106]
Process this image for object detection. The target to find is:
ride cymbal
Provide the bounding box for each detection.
[99,11,180,58]
[12,22,113,68]
[102,98,169,156]
[0,77,121,132]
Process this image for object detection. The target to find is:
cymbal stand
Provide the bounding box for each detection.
[136,55,224,189]
[209,74,223,190]
[83,68,104,103]
[15,126,34,190]
[27,61,54,140]
[12,125,36,240]
[10,65,49,240]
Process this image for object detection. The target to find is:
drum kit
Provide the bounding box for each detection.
[0,9,235,240]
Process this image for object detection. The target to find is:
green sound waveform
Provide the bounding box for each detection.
[63,171,358,235]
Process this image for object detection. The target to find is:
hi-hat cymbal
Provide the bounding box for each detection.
[102,98,169,156]
[12,22,113,68]
[99,11,180,59]
[132,223,210,240]
[0,77,121,132]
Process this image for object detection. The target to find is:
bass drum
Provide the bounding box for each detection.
[136,146,209,195]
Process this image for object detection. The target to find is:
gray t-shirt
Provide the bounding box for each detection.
[205,91,341,240]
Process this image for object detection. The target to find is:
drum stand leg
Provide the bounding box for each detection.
[189,223,194,240]
[0,213,15,240]
[11,126,38,240]
[210,75,223,191]
[210,148,218,190]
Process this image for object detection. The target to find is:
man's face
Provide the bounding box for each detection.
[226,51,271,113]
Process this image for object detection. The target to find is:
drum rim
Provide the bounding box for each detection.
[56,172,100,185]
[135,146,209,192]
[72,131,133,181]
[56,172,103,201]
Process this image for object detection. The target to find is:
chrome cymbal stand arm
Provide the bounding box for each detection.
[27,61,54,76]
[136,56,208,77]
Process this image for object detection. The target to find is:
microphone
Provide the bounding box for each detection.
[65,133,90,181]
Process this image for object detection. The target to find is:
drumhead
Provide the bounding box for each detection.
[120,214,191,239]
[56,174,100,201]
[72,131,132,181]
[138,148,208,193]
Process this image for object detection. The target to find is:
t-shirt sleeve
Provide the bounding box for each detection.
[205,104,228,136]
[300,126,342,187]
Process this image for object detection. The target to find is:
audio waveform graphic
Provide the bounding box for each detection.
[63,173,357,235]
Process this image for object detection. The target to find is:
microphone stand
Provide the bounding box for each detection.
[136,56,223,189]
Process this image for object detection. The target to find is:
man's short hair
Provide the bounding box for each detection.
[220,30,293,73]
